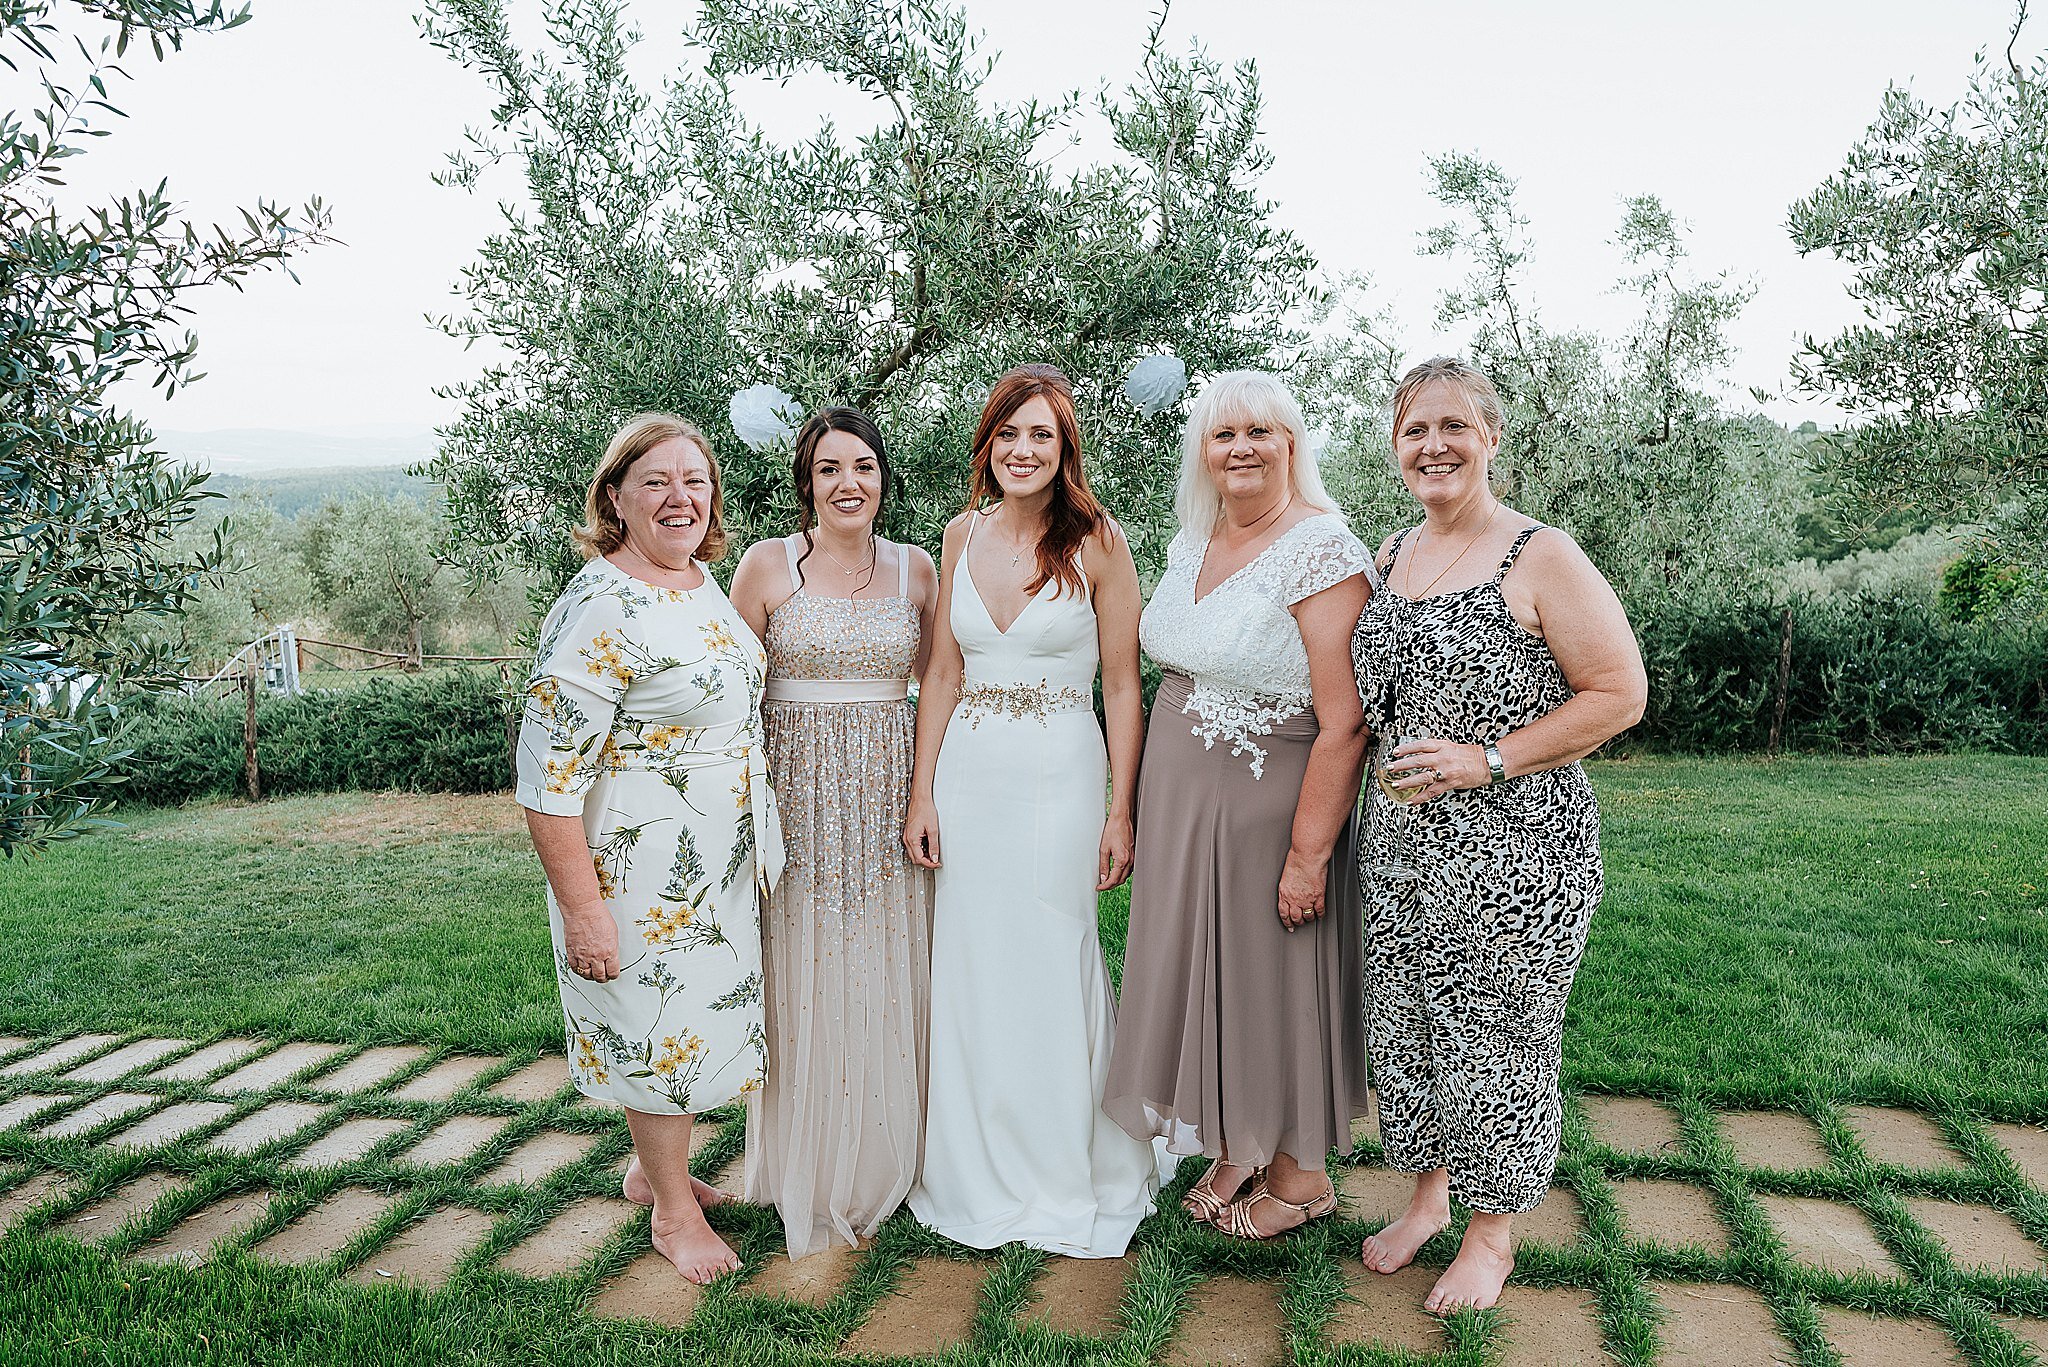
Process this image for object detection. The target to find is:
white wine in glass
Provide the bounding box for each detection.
[1368,736,1426,884]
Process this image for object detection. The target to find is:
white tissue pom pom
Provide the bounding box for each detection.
[729,384,801,451]
[1124,354,1188,418]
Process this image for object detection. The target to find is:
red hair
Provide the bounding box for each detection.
[967,365,1105,597]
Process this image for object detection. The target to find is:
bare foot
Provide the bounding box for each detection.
[651,1207,742,1286]
[1361,1205,1450,1274]
[623,1155,727,1211]
[1424,1225,1514,1313]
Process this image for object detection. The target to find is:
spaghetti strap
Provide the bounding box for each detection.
[897,539,910,598]
[1492,526,1545,585]
[1378,526,1415,582]
[782,534,805,593]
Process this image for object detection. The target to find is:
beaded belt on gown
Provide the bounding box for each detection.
[955,676,1091,727]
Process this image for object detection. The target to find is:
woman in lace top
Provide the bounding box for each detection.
[1103,370,1373,1240]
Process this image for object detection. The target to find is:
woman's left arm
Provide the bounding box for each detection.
[1089,521,1144,892]
[1278,572,1371,930]
[1396,531,1647,795]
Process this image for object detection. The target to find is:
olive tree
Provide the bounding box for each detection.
[1,0,332,854]
[420,0,1319,588]
[1788,3,2047,572]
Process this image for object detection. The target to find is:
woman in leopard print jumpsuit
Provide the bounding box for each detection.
[1350,358,1647,1314]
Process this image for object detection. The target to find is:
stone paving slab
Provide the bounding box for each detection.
[1611,1178,1731,1255]
[1,1171,76,1228]
[1515,1187,1586,1250]
[38,1091,156,1139]
[1494,1284,1608,1366]
[488,1057,571,1105]
[133,1189,276,1267]
[1160,1275,1285,1367]
[212,1042,346,1094]
[1018,1253,1133,1338]
[497,1197,640,1278]
[206,1101,330,1155]
[112,1100,235,1148]
[147,1038,266,1083]
[348,1205,493,1288]
[1718,1110,1834,1171]
[1,1033,120,1077]
[1756,1194,1902,1278]
[390,1055,504,1103]
[58,1171,192,1245]
[1816,1307,1966,1365]
[1649,1280,1796,1365]
[312,1046,430,1095]
[1842,1107,1966,1171]
[1339,1163,1415,1226]
[1581,1096,1686,1155]
[396,1115,510,1168]
[1991,1123,2048,1192]
[1326,1260,1445,1356]
[590,1249,706,1326]
[842,1258,991,1359]
[1997,1316,2048,1357]
[0,1037,29,1058]
[1898,1195,2046,1272]
[481,1130,601,1187]
[285,1117,415,1170]
[748,1241,866,1307]
[250,1187,403,1265]
[0,1093,66,1131]
[61,1038,192,1084]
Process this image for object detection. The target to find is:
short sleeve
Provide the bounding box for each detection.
[1278,517,1370,606]
[513,578,630,816]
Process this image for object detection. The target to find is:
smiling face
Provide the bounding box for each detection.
[608,435,713,568]
[987,393,1062,500]
[809,428,883,535]
[1394,378,1499,508]
[1202,409,1294,508]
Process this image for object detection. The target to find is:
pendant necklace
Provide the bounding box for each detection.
[1404,501,1500,599]
[819,534,875,580]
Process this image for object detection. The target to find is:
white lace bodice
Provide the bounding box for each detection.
[1139,512,1371,778]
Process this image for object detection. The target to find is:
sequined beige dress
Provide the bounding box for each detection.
[743,536,932,1258]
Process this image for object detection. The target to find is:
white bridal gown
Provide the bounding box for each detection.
[907,515,1163,1257]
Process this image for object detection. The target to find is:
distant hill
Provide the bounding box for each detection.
[205,466,439,520]
[156,426,439,474]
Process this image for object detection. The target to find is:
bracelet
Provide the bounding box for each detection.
[1483,742,1507,785]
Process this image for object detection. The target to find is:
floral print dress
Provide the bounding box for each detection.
[514,555,783,1114]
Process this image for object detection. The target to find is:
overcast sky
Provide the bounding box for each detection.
[54,0,2026,446]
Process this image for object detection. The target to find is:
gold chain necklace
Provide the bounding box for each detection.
[1403,502,1499,599]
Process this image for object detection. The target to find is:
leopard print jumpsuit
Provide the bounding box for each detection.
[1351,525,1602,1214]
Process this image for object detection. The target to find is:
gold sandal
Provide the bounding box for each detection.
[1181,1160,1255,1224]
[1214,1171,1338,1240]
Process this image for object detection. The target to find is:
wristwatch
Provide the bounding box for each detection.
[1483,742,1507,785]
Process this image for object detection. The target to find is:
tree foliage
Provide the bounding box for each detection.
[1389,153,1798,607]
[1789,4,2048,568]
[1,0,333,854]
[420,0,1318,588]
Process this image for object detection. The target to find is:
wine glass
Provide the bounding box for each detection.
[1368,734,1426,884]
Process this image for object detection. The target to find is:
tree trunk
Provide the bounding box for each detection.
[1766,607,1795,757]
[242,670,262,802]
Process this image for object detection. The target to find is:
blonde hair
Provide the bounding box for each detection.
[1387,356,1506,441]
[573,413,728,562]
[1174,370,1338,539]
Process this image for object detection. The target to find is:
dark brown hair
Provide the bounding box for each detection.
[967,365,1104,597]
[790,406,890,590]
[573,413,729,562]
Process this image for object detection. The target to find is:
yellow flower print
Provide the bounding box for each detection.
[574,1034,610,1085]
[652,1032,706,1077]
[544,754,583,794]
[591,857,619,901]
[738,1074,763,1095]
[639,902,696,945]
[583,630,634,684]
[701,621,738,654]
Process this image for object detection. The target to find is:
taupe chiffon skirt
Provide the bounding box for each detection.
[1102,672,1369,1168]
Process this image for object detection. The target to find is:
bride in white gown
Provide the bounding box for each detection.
[903,364,1163,1257]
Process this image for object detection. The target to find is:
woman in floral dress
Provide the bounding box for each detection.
[514,412,782,1285]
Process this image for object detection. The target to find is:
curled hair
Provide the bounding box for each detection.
[1174,370,1339,539]
[968,364,1104,598]
[789,406,890,590]
[573,413,729,563]
[1388,356,1506,441]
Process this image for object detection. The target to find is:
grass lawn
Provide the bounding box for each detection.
[1,754,2046,1365]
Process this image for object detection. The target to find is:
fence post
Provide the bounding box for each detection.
[242,669,262,802]
[1766,606,1794,757]
[499,662,518,784]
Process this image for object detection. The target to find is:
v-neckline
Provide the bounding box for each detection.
[963,543,1048,637]
[1191,514,1317,607]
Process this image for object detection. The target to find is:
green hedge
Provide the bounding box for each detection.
[115,668,514,804]
[111,597,2048,804]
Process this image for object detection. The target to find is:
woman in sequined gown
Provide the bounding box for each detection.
[729,408,938,1259]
